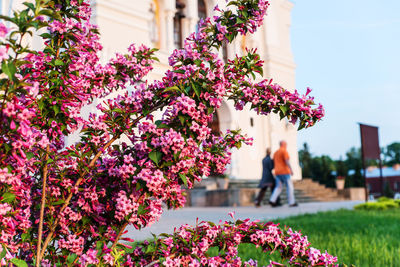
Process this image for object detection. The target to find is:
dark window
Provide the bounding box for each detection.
[198,0,207,21]
[174,1,185,49]
[222,41,228,62]
[149,2,159,45]
[395,181,400,192]
[210,112,220,136]
[250,117,254,127]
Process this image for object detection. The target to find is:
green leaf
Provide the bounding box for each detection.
[183,85,190,94]
[137,205,146,215]
[23,2,35,11]
[53,104,60,115]
[173,151,181,162]
[0,245,6,259]
[227,34,235,42]
[255,66,263,76]
[1,192,15,203]
[26,152,34,160]
[298,123,306,131]
[40,32,52,39]
[2,61,17,79]
[3,144,10,153]
[149,150,162,165]
[66,254,77,265]
[54,59,64,66]
[179,173,188,187]
[96,241,103,251]
[38,100,45,110]
[10,258,28,267]
[51,199,65,206]
[178,115,186,125]
[236,17,246,24]
[146,244,155,253]
[163,86,180,93]
[279,105,288,115]
[136,179,146,191]
[155,120,168,129]
[0,15,15,23]
[21,233,29,242]
[191,81,200,97]
[173,69,185,74]
[38,9,54,17]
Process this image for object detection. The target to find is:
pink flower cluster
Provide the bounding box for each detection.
[123,217,338,267]
[0,0,329,265]
[58,234,84,255]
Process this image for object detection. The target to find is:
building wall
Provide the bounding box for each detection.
[366,176,400,195]
[2,0,302,180]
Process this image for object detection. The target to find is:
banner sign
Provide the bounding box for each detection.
[359,123,380,160]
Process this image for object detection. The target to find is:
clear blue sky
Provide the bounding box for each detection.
[291,0,400,159]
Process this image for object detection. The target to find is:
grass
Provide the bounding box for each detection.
[237,209,400,266]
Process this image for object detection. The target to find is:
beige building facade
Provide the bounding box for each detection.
[2,0,302,180]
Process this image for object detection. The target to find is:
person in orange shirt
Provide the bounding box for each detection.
[269,140,298,207]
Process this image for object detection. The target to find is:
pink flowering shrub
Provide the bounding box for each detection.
[124,214,337,267]
[0,0,332,266]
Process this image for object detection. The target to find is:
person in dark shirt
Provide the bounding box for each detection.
[255,148,280,207]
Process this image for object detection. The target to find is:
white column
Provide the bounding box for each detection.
[185,0,198,35]
[164,0,176,52]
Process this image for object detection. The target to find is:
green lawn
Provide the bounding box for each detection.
[238,209,400,266]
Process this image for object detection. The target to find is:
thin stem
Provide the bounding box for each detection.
[36,145,50,267]
[39,135,118,260]
[39,102,165,259]
[0,80,10,120]
[144,254,175,267]
[110,222,128,250]
[145,260,160,267]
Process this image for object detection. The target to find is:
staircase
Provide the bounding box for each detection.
[293,178,346,202]
[228,178,346,204]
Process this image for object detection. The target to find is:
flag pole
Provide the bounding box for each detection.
[359,123,368,202]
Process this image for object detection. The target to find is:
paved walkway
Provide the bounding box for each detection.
[126,200,363,240]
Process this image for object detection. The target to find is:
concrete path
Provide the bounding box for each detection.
[126,200,363,241]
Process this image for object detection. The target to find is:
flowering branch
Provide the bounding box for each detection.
[0,0,332,265]
[38,102,165,260]
[35,145,50,267]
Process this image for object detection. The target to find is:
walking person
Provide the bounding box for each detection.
[255,148,280,207]
[269,141,298,207]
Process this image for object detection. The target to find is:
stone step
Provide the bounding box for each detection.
[188,178,348,207]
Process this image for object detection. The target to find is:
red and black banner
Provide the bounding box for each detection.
[359,123,383,200]
[359,124,380,160]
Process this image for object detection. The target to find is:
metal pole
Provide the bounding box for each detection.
[379,157,384,197]
[359,125,368,202]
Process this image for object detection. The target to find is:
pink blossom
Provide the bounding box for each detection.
[0,46,8,61]
[0,23,8,37]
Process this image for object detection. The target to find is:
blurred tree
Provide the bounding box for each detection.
[335,157,347,177]
[298,143,313,178]
[298,142,400,190]
[310,155,336,188]
[298,143,335,187]
[384,142,400,166]
[344,147,364,187]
